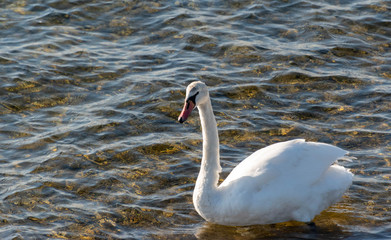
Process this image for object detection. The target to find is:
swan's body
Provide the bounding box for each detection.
[178,81,353,226]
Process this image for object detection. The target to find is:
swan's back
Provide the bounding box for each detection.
[221,139,349,187]
[214,139,353,225]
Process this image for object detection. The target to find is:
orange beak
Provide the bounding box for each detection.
[178,100,195,123]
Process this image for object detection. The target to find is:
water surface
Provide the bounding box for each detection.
[0,0,391,239]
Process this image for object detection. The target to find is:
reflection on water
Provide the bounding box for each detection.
[0,0,390,239]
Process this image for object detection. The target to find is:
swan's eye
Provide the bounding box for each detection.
[186,91,199,106]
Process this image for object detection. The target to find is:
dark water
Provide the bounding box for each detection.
[1,0,391,239]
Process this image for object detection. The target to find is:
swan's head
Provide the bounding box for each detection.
[178,81,209,123]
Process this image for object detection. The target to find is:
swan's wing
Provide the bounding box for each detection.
[221,139,348,187]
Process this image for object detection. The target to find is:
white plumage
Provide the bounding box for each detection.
[178,81,353,226]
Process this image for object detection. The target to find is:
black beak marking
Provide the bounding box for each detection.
[186,92,199,107]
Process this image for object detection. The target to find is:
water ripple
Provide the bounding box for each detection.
[1,0,391,239]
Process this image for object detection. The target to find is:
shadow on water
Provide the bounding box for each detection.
[194,221,347,240]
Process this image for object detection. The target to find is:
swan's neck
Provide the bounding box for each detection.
[193,97,221,215]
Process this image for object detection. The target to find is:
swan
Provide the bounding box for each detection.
[178,81,353,226]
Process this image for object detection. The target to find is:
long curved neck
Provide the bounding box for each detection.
[195,97,221,192]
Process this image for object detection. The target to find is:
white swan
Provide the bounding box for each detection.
[178,81,353,226]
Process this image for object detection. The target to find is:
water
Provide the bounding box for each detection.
[0,0,390,239]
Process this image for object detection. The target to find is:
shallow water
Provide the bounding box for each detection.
[0,0,390,239]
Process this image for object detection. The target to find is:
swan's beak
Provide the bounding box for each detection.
[178,100,195,123]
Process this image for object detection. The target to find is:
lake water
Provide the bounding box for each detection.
[0,0,390,239]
